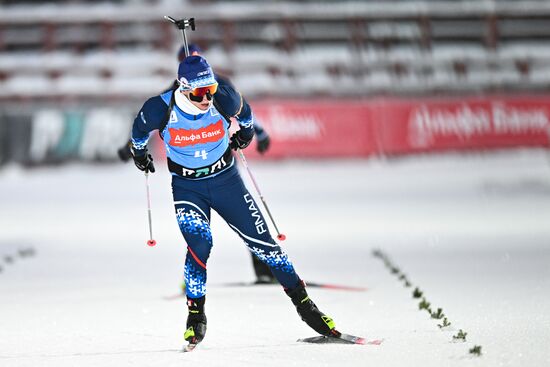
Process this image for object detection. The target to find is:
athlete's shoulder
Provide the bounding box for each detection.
[214,73,234,89]
[214,83,242,117]
[142,94,170,114]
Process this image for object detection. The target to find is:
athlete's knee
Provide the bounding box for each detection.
[176,206,212,241]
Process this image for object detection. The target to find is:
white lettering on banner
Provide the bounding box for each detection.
[492,103,550,135]
[30,110,65,162]
[243,194,267,235]
[264,106,324,140]
[408,102,550,148]
[408,105,491,148]
[175,134,202,143]
[201,129,222,139]
[173,130,221,142]
[80,109,133,160]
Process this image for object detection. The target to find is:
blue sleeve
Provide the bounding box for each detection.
[215,84,254,141]
[131,95,169,155]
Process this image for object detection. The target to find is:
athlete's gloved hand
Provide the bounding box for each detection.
[253,125,270,154]
[132,149,155,173]
[256,135,270,154]
[117,140,132,162]
[229,130,253,150]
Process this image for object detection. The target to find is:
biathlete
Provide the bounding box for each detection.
[130,55,337,347]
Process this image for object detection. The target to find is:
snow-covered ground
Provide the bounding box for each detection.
[1,149,549,367]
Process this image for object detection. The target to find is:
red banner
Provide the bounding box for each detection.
[153,95,550,160]
[246,95,550,159]
[376,96,550,155]
[246,101,376,158]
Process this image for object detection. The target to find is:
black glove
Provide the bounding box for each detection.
[117,140,132,162]
[132,149,155,173]
[256,135,270,154]
[229,130,253,151]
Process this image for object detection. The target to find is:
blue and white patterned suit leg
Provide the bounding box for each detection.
[209,167,301,290]
[172,166,302,298]
[172,178,213,299]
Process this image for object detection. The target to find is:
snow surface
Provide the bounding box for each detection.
[1,149,550,367]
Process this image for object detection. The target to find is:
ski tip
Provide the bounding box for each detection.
[304,282,368,292]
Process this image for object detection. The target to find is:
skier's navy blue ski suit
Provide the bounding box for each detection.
[131,84,301,298]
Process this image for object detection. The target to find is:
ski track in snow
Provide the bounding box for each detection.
[1,149,550,367]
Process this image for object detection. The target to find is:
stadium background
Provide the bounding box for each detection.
[1,0,549,165]
[2,3,550,366]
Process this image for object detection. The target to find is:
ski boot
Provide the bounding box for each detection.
[286,282,336,336]
[184,296,207,345]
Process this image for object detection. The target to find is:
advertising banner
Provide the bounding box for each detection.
[246,95,550,159]
[246,101,376,158]
[1,95,549,168]
[378,96,550,155]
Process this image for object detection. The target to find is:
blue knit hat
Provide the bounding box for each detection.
[178,44,202,61]
[177,56,216,91]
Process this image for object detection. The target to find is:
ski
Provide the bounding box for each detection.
[305,282,367,292]
[164,281,366,300]
[298,331,383,345]
[216,281,367,292]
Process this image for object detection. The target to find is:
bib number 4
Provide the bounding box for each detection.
[194,150,208,160]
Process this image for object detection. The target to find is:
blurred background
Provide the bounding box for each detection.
[1,2,550,365]
[1,0,550,165]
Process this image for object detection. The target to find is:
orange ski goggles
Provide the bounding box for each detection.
[190,83,218,99]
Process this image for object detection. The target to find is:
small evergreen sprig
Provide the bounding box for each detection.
[431,307,444,319]
[469,345,482,356]
[437,317,451,329]
[413,287,423,298]
[418,298,431,311]
[453,329,467,341]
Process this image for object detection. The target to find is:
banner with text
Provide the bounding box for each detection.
[246,95,550,158]
[1,95,550,167]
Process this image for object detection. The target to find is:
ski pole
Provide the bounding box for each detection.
[237,149,286,241]
[145,171,157,247]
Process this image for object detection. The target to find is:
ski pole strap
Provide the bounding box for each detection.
[158,88,177,139]
[167,147,233,179]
